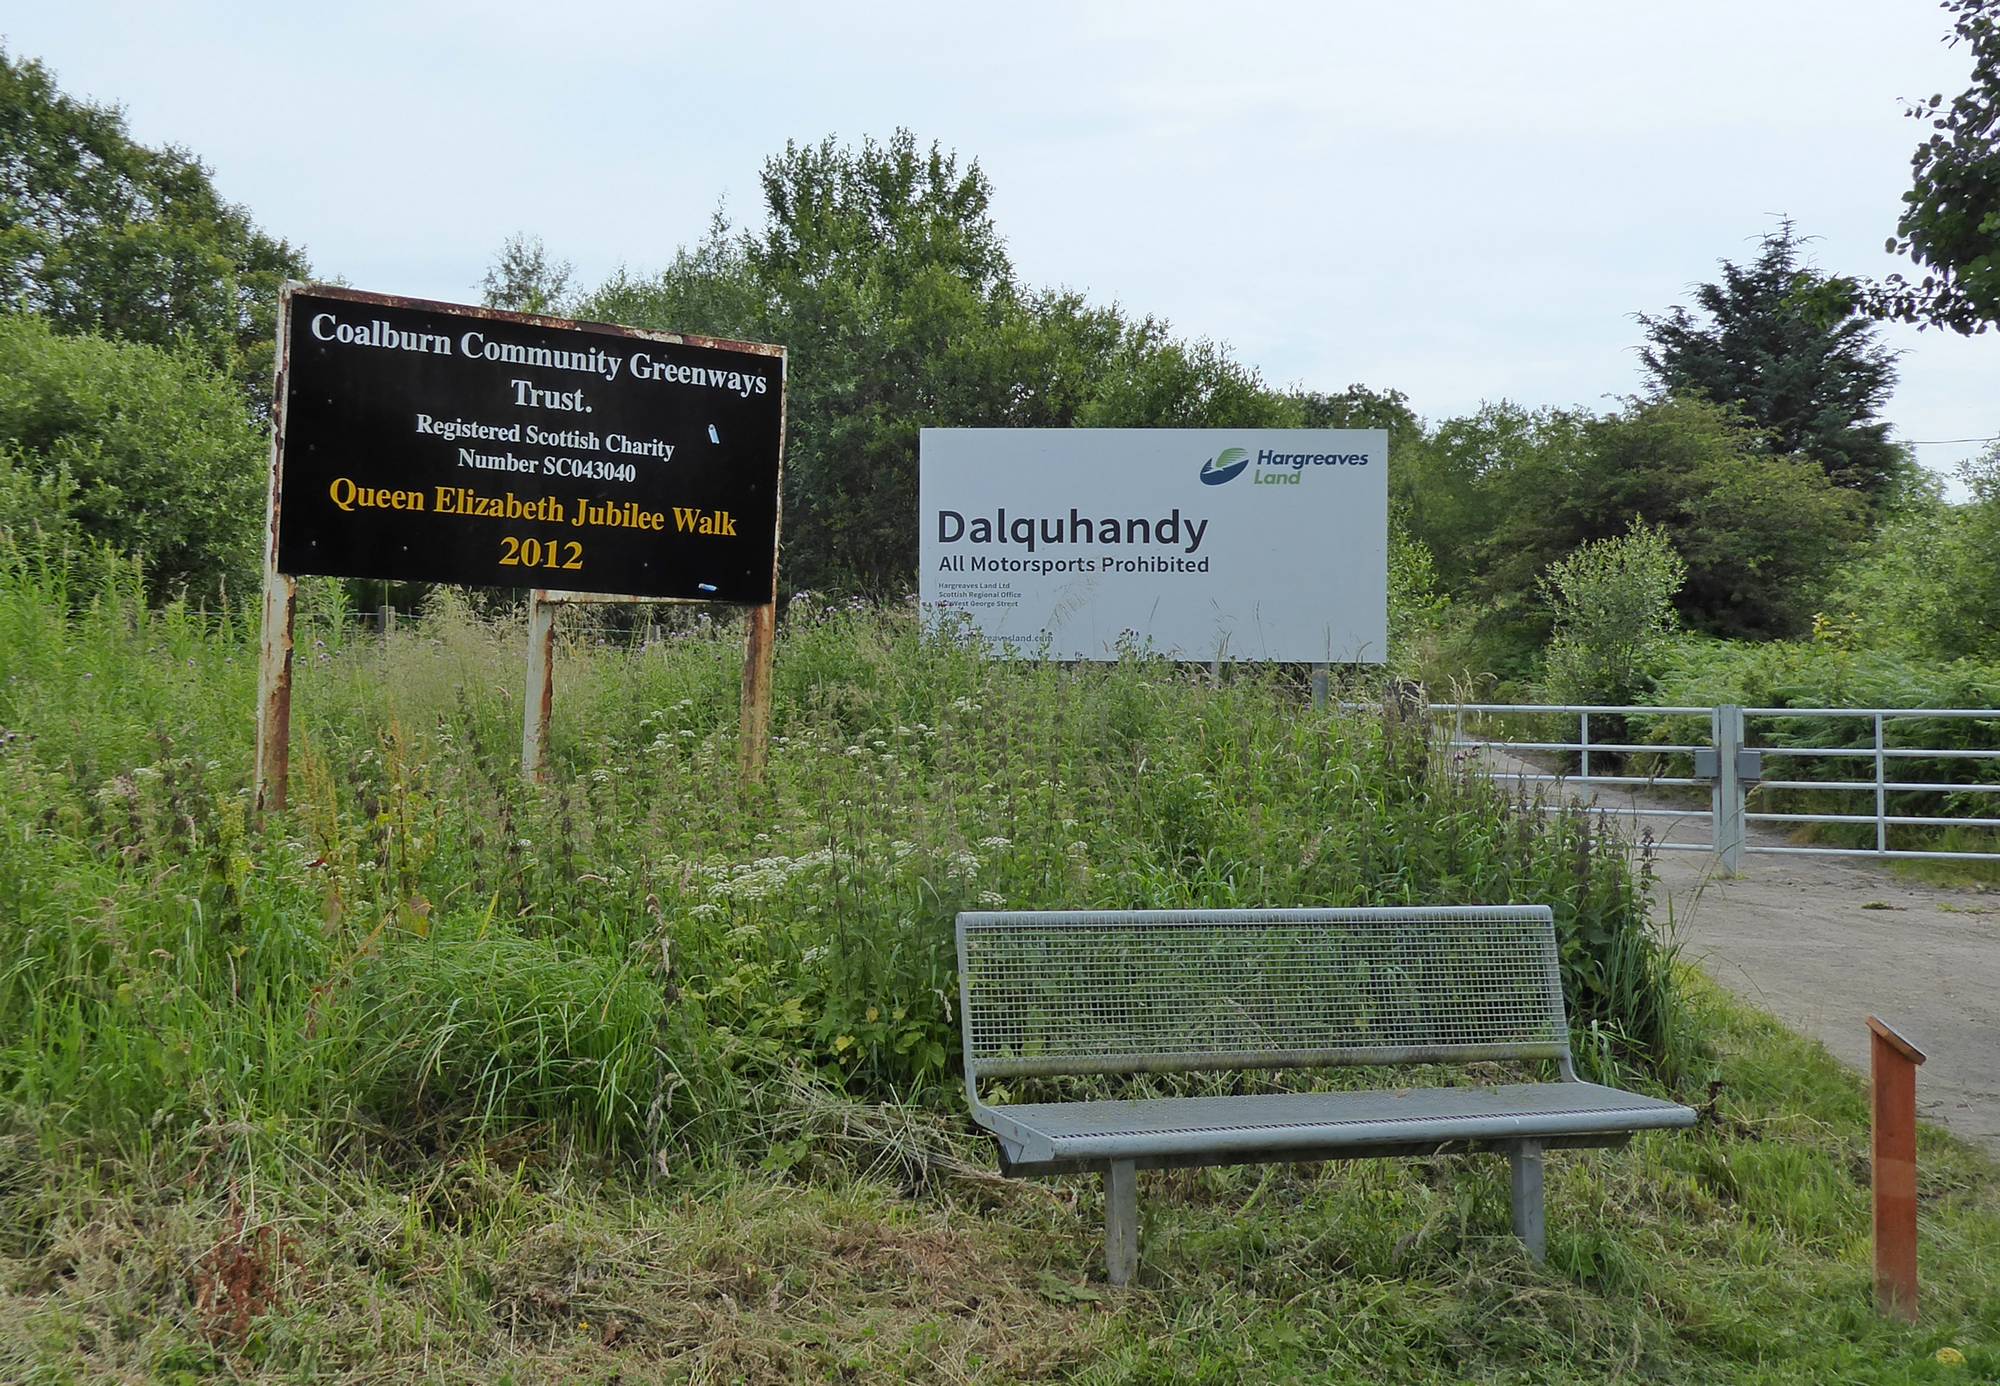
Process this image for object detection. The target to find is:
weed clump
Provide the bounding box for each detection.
[0,562,1685,1166]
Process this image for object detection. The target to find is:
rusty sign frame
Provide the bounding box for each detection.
[254,282,787,811]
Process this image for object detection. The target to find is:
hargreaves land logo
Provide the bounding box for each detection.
[1198,447,1251,485]
[1248,447,1373,486]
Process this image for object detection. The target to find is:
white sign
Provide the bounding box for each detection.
[919,428,1387,662]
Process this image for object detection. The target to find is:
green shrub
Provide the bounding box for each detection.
[0,558,1691,1165]
[0,314,264,600]
[1539,521,1686,706]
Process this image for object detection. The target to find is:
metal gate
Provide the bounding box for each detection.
[1434,702,2000,872]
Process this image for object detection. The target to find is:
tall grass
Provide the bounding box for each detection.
[0,558,1688,1169]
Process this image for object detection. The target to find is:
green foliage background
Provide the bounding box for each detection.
[0,314,264,598]
[0,49,307,401]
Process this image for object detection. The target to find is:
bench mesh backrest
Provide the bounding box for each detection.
[957,907,1568,1080]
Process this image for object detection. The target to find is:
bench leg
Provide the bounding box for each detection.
[1509,1140,1546,1263]
[1105,1159,1138,1286]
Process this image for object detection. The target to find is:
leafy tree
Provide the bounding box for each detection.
[1638,224,1903,498]
[1385,523,1450,678]
[479,233,575,316]
[1815,473,1962,652]
[1539,522,1686,706]
[0,315,263,598]
[582,131,1302,595]
[581,212,764,342]
[1932,449,2000,655]
[1293,384,1424,457]
[1397,403,1592,604]
[1574,399,1867,639]
[1857,447,2000,658]
[1399,398,1863,647]
[0,49,307,401]
[1873,0,2000,332]
[1074,328,1297,430]
[0,448,83,565]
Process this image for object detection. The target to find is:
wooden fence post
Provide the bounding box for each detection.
[252,316,294,817]
[739,601,776,783]
[521,590,556,782]
[1868,1014,1927,1322]
[253,568,296,814]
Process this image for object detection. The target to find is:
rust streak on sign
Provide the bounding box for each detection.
[285,283,786,361]
[1868,1013,1926,1322]
[737,357,786,785]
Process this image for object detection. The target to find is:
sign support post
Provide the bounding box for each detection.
[522,590,557,781]
[253,331,296,816]
[739,601,776,782]
[258,283,786,799]
[515,591,776,786]
[253,568,296,814]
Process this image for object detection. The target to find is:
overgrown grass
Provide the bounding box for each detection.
[2,558,1996,1380]
[0,559,1687,1165]
[0,977,1993,1382]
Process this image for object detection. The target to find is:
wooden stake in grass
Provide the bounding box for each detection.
[253,316,296,816]
[522,589,557,782]
[253,568,295,814]
[1868,1013,1926,1322]
[739,600,776,784]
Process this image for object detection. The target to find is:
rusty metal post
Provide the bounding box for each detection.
[521,590,556,781]
[738,354,784,788]
[253,286,297,816]
[1868,1014,1926,1322]
[739,601,776,783]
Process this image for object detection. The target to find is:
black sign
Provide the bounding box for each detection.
[274,285,783,602]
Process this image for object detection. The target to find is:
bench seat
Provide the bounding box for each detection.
[986,1081,1693,1168]
[957,906,1696,1282]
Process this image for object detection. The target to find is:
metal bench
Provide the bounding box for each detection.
[956,906,1695,1285]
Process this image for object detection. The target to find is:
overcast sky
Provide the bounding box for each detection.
[8,1,1997,492]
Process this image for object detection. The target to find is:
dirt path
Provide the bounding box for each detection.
[1488,757,2000,1154]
